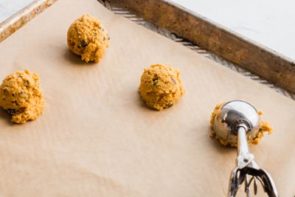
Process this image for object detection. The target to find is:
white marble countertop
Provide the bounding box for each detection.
[0,0,35,22]
[172,0,295,61]
[1,0,295,61]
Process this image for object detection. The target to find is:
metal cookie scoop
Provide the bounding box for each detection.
[212,100,278,197]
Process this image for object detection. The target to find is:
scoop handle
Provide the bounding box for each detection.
[238,126,249,156]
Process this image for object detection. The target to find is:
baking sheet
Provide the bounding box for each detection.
[0,0,56,42]
[108,0,295,95]
[0,0,294,196]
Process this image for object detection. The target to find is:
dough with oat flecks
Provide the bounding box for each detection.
[139,64,184,110]
[67,14,110,63]
[0,70,44,124]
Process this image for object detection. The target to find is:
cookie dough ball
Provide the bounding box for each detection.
[139,64,184,110]
[0,70,44,124]
[209,103,272,147]
[67,14,110,63]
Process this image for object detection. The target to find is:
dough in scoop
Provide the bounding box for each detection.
[67,14,110,63]
[210,103,272,147]
[139,64,184,110]
[0,70,44,124]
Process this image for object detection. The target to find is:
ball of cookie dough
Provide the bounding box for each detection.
[67,14,110,63]
[139,64,184,110]
[0,70,44,124]
[209,103,272,147]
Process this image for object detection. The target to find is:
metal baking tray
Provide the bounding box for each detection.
[100,0,295,96]
[0,0,294,196]
[1,0,295,96]
[0,0,56,42]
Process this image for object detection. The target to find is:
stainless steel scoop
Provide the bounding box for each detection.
[212,100,278,197]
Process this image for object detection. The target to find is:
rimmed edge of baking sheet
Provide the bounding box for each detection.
[98,0,295,101]
[103,0,295,95]
[0,0,57,42]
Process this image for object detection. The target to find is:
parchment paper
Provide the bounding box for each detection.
[0,0,294,196]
